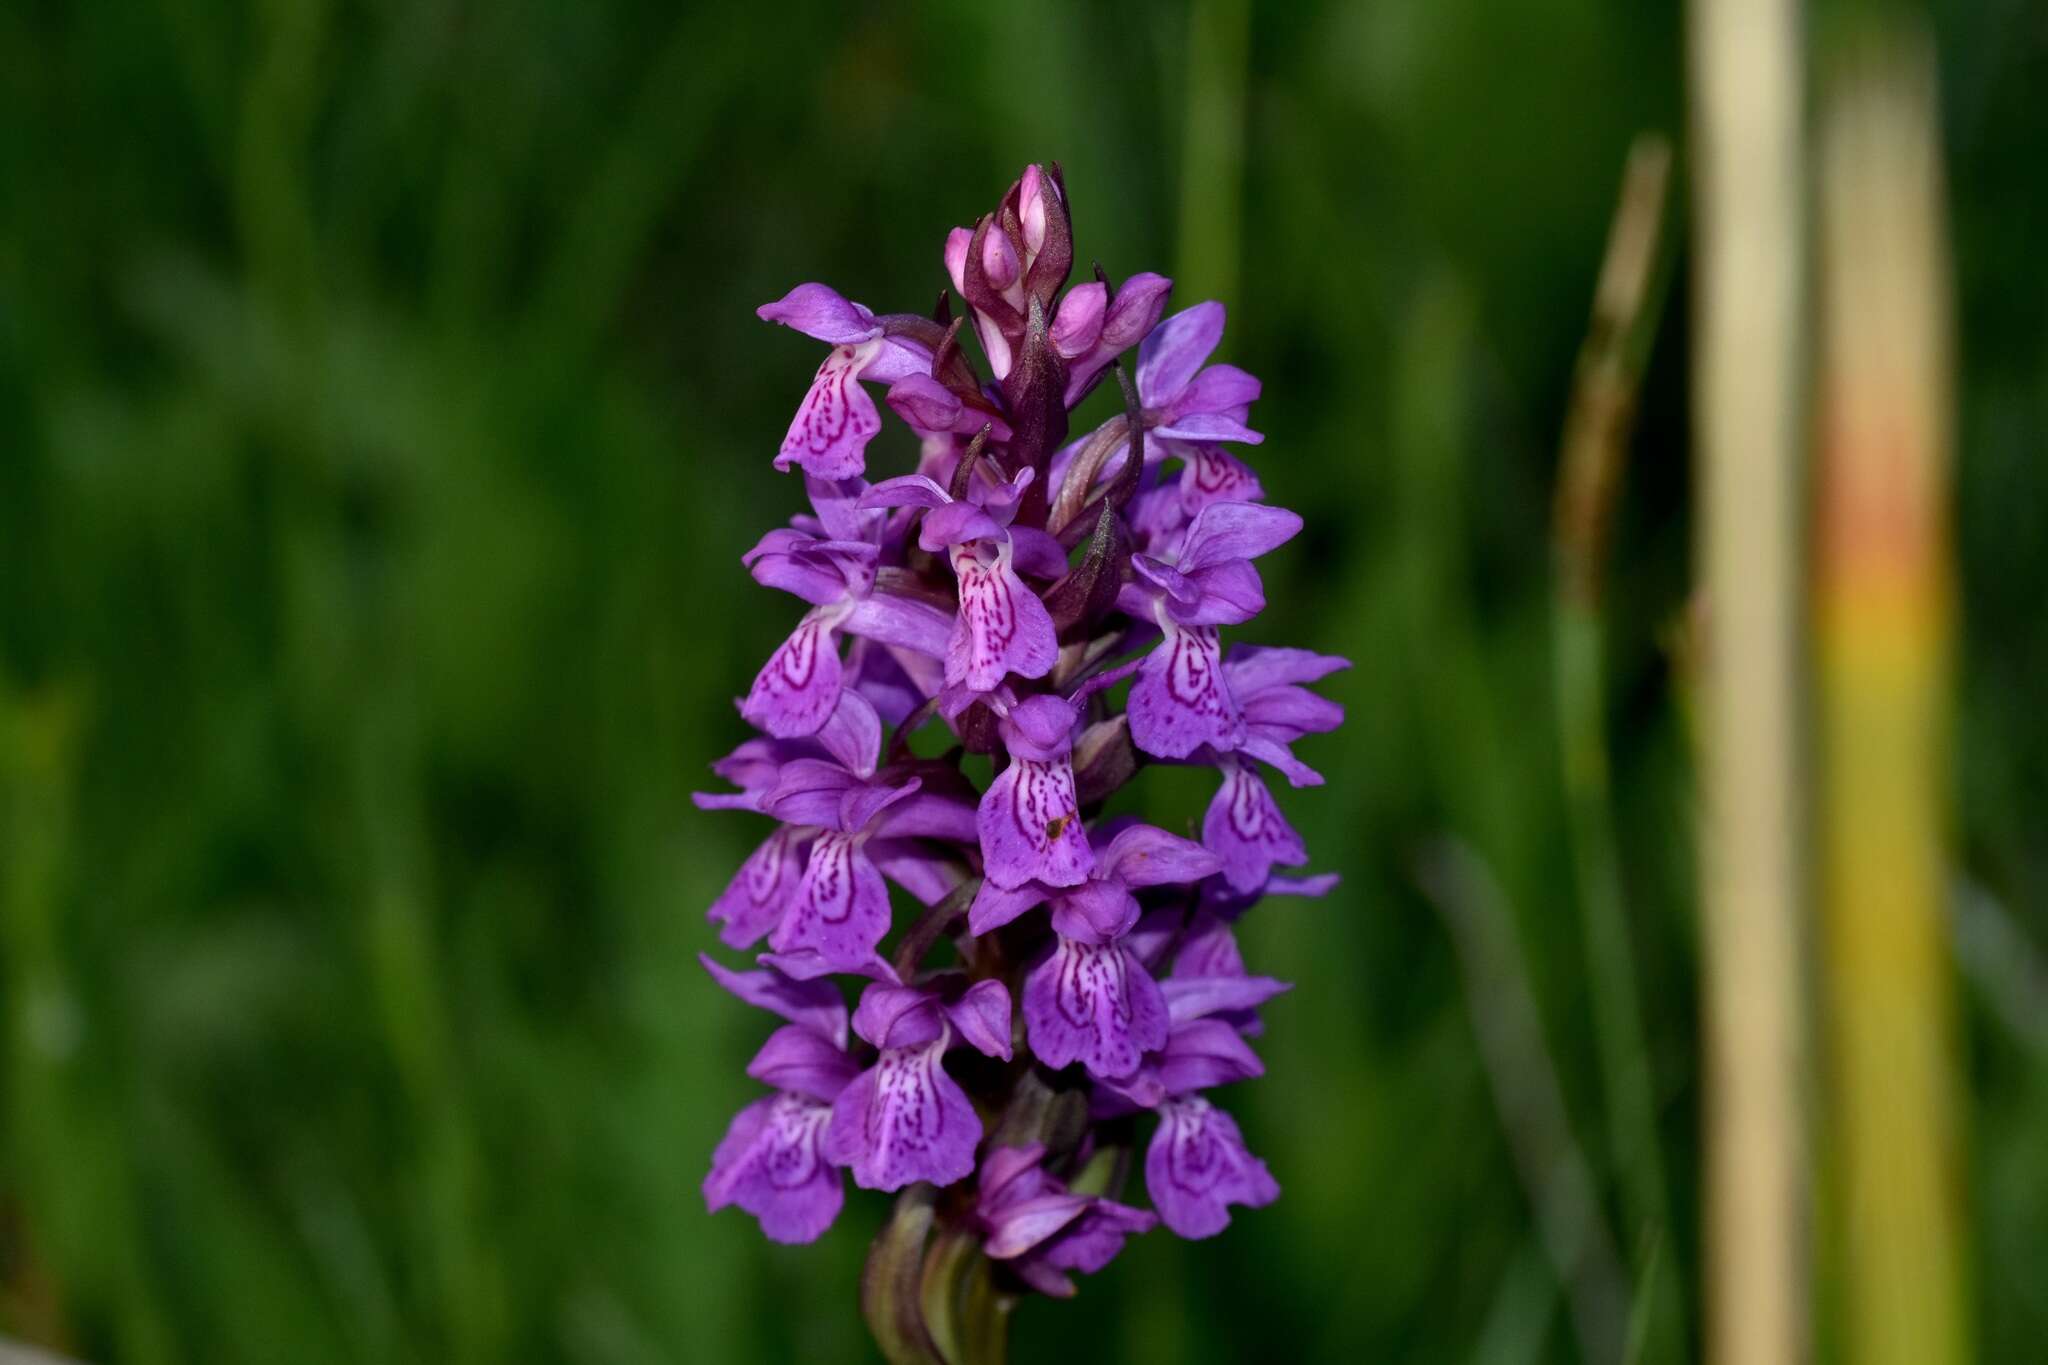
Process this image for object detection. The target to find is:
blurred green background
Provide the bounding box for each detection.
[2,1,2043,1361]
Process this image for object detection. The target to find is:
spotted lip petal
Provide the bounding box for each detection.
[706,826,813,949]
[1128,613,1244,760]
[741,607,849,738]
[947,540,1058,692]
[704,1094,845,1244]
[823,1037,982,1191]
[768,831,894,972]
[977,753,1093,890]
[775,342,886,480]
[1022,937,1170,1081]
[1143,1095,1279,1239]
[1203,759,1310,893]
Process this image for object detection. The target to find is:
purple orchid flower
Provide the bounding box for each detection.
[739,521,954,738]
[1136,302,1264,446]
[860,464,1066,695]
[1162,911,1293,1039]
[974,692,1093,891]
[701,955,860,1243]
[973,1145,1158,1296]
[1105,1009,1280,1239]
[758,284,934,480]
[823,978,1013,1190]
[695,691,884,948]
[1201,646,1348,891]
[706,166,1347,1341]
[1146,1088,1281,1240]
[1120,500,1304,759]
[721,695,975,972]
[1056,272,1175,406]
[973,820,1220,1080]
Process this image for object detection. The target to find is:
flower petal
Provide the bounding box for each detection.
[1161,975,1292,1029]
[984,1193,1090,1260]
[1022,938,1170,1081]
[1154,1017,1265,1093]
[747,1024,862,1103]
[944,978,1015,1060]
[1177,502,1302,574]
[757,283,880,345]
[1101,823,1223,890]
[947,542,1058,692]
[852,983,946,1050]
[1128,617,1243,760]
[1049,282,1106,359]
[1202,760,1308,893]
[1173,363,1261,417]
[1178,446,1265,514]
[1176,560,1267,626]
[775,342,885,479]
[1046,878,1139,944]
[922,500,1007,550]
[704,1094,844,1244]
[968,878,1048,935]
[860,473,953,511]
[706,826,812,950]
[996,693,1078,762]
[741,610,845,738]
[977,755,1092,889]
[1143,1096,1279,1239]
[1101,273,1174,352]
[1137,302,1225,407]
[1222,644,1352,698]
[823,1040,982,1191]
[814,689,883,777]
[698,949,847,1047]
[885,372,964,434]
[769,832,895,971]
[1039,1198,1157,1274]
[866,838,963,907]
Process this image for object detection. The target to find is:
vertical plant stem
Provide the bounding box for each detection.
[1814,31,1968,1365]
[1177,0,1250,310]
[1688,0,1809,1361]
[1550,133,1685,1362]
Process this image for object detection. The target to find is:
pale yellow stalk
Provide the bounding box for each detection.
[1814,32,1968,1365]
[1688,0,1809,1361]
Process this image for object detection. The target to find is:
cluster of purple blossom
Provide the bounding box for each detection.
[697,165,1345,1298]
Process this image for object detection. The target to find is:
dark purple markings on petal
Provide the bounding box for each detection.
[741,611,845,738]
[1168,625,1232,715]
[1179,445,1265,513]
[1143,1096,1280,1240]
[1023,939,1169,1081]
[977,756,1093,890]
[1128,618,1243,760]
[948,550,1014,690]
[1202,761,1310,894]
[704,1094,844,1244]
[770,832,893,970]
[708,825,811,949]
[775,344,883,479]
[829,1041,981,1191]
[945,543,1058,692]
